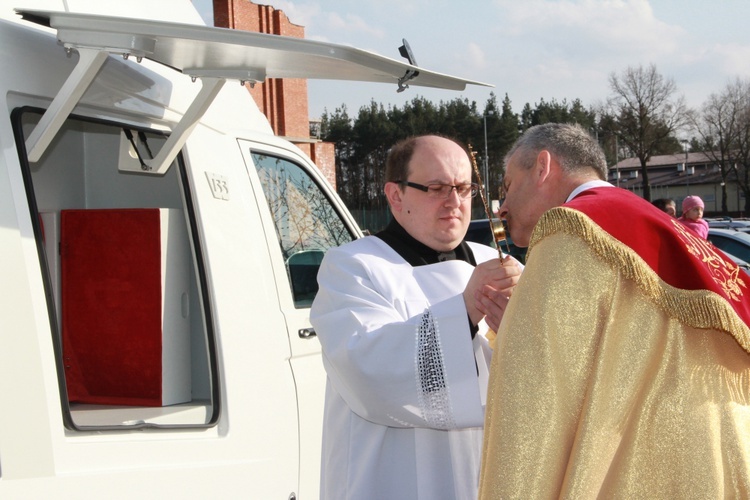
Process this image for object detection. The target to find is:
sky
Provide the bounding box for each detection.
[191,0,750,121]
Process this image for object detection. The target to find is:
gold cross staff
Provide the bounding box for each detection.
[468,145,509,256]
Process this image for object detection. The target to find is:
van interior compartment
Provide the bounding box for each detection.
[60,208,191,407]
[15,108,215,427]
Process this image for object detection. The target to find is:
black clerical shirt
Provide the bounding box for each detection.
[375,219,477,267]
[375,219,479,338]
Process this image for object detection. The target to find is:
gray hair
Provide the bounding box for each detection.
[505,123,608,180]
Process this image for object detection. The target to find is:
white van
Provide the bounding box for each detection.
[0,1,485,497]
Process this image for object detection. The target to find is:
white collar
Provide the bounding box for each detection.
[566,180,613,203]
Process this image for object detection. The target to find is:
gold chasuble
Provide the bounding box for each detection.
[479,187,750,499]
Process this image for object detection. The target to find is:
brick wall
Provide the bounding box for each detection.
[311,142,336,182]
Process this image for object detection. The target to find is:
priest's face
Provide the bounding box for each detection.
[497,150,552,248]
[386,136,474,252]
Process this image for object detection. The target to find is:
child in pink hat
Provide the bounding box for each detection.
[678,195,708,239]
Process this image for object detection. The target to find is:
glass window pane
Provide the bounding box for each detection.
[252,152,354,307]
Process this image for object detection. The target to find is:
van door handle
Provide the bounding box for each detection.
[298,327,316,339]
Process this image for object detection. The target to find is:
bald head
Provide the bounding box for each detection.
[386,135,470,184]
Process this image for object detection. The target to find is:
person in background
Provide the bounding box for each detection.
[678,194,709,238]
[311,135,523,500]
[652,197,676,217]
[478,123,750,499]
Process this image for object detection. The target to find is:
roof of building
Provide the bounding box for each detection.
[614,152,716,170]
[612,151,736,189]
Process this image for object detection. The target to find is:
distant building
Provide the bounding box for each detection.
[213,0,336,187]
[612,152,744,216]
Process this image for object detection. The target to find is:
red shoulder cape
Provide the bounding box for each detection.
[565,187,750,326]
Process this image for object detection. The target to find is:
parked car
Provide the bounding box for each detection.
[464,219,527,263]
[706,218,750,230]
[707,228,750,274]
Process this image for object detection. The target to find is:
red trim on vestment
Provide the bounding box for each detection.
[565,187,750,326]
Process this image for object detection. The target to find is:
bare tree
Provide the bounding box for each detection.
[724,80,750,213]
[601,64,689,201]
[691,79,750,213]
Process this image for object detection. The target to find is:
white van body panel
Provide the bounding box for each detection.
[0,1,488,497]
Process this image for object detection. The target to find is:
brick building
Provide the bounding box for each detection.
[212,0,336,187]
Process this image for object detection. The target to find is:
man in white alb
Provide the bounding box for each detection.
[311,135,522,500]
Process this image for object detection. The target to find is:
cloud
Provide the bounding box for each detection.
[671,42,750,108]
[493,0,684,63]
[709,43,750,76]
[466,42,487,70]
[323,12,385,39]
[265,0,321,26]
[270,1,385,43]
[477,0,697,108]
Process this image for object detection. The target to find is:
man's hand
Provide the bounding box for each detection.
[463,255,522,329]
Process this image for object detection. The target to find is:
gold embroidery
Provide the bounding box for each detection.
[671,219,746,301]
[528,208,750,354]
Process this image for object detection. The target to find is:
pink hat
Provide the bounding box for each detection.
[682,195,704,212]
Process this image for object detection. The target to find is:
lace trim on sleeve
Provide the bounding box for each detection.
[415,310,456,430]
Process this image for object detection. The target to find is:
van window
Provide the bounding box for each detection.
[12,108,218,430]
[251,152,355,307]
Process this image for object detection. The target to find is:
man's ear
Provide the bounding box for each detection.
[384,182,403,213]
[535,150,553,186]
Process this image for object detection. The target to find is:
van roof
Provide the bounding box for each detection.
[18,9,492,90]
